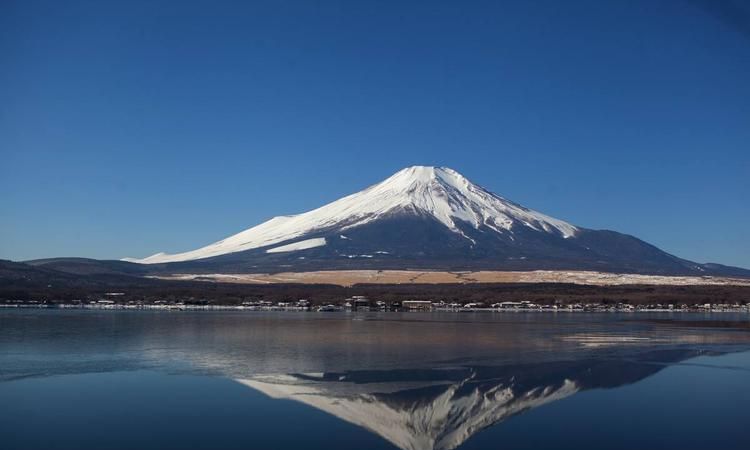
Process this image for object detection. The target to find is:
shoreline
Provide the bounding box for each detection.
[3,303,749,313]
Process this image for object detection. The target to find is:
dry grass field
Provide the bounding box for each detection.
[153,270,750,287]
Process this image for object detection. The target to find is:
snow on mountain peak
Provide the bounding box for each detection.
[124,166,578,264]
[362,165,577,237]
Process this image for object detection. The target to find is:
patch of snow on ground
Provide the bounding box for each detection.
[265,238,326,254]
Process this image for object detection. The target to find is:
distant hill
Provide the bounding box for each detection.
[25,258,149,277]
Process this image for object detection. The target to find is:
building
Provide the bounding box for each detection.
[402,300,432,310]
[347,295,371,310]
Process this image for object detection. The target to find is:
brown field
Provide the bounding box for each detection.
[153,270,750,287]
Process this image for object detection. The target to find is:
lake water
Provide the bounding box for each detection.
[1,310,749,450]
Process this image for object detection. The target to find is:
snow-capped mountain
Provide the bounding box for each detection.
[125,166,576,264]
[123,166,749,276]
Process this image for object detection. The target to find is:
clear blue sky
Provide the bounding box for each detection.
[1,0,749,267]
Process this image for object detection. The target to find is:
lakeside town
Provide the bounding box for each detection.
[2,294,749,313]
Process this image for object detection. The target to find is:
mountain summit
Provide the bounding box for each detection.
[123,166,748,277]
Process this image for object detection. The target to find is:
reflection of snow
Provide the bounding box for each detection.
[237,373,578,450]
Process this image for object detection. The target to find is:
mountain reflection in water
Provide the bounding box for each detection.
[237,349,711,450]
[2,311,750,450]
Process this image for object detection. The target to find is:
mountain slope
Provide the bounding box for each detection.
[125,166,576,264]
[123,166,749,277]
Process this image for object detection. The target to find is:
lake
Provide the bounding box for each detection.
[1,310,749,450]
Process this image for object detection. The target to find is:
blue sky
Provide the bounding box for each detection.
[1,0,749,267]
